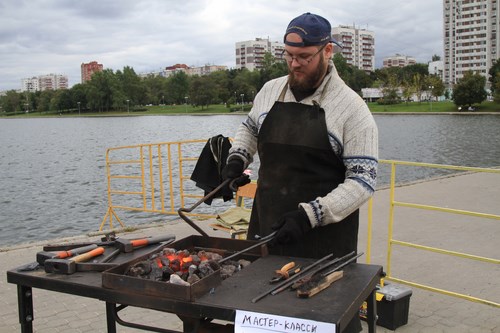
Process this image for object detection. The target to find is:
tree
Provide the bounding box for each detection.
[452,71,487,108]
[167,72,190,105]
[189,75,217,110]
[494,72,500,103]
[427,75,445,101]
[488,59,500,96]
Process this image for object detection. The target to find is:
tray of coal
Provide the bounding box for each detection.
[102,235,268,301]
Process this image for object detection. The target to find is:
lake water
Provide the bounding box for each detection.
[1,114,499,246]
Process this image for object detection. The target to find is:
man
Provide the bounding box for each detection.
[224,12,377,262]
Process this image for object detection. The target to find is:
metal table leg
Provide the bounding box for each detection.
[105,302,117,333]
[17,285,33,333]
[366,289,377,333]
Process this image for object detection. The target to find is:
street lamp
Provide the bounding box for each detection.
[428,86,434,112]
[77,101,81,116]
[184,96,188,113]
[126,99,130,113]
[240,94,244,111]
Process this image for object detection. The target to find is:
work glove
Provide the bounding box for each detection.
[221,158,250,191]
[222,158,245,180]
[269,208,312,246]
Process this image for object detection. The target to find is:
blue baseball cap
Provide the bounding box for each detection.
[284,12,340,47]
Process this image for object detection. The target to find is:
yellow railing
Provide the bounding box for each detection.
[100,139,217,230]
[370,160,500,308]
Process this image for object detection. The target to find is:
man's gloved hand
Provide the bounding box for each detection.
[222,158,245,180]
[221,158,250,191]
[269,208,312,246]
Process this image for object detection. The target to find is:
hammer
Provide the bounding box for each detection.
[114,234,176,253]
[44,247,105,274]
[36,244,98,266]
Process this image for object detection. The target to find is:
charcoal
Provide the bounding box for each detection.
[206,252,223,262]
[170,259,181,272]
[187,273,201,284]
[127,260,152,277]
[198,261,214,277]
[238,259,251,268]
[162,248,176,256]
[220,265,237,279]
[150,265,164,281]
[208,260,220,271]
[169,274,190,286]
[160,257,170,267]
[190,254,201,266]
[188,264,198,276]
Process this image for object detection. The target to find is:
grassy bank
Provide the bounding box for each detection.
[2,101,499,118]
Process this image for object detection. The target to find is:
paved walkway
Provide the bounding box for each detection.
[2,172,499,332]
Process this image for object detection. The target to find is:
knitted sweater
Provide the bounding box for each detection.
[228,61,378,227]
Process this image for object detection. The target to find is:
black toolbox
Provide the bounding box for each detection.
[360,282,412,330]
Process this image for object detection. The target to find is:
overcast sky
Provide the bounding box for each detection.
[0,0,443,91]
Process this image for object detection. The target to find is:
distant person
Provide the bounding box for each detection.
[223,13,378,332]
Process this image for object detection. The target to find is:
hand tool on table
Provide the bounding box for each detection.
[270,261,301,283]
[290,251,361,290]
[44,247,105,274]
[36,244,99,266]
[296,271,344,298]
[42,232,118,251]
[100,234,177,264]
[294,252,364,298]
[251,253,335,303]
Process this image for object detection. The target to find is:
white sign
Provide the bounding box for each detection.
[235,310,336,333]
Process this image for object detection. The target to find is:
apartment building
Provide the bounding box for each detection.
[443,0,500,87]
[81,61,103,83]
[21,74,68,92]
[235,38,285,71]
[383,54,417,68]
[332,25,375,72]
[21,77,39,92]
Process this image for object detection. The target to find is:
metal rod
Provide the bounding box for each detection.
[177,179,232,237]
[320,252,364,277]
[251,252,335,303]
[218,231,276,264]
[270,251,357,296]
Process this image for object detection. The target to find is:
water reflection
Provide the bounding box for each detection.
[0,114,499,246]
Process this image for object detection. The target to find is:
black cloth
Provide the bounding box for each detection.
[190,135,233,204]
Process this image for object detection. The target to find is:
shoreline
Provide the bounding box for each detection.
[2,110,500,119]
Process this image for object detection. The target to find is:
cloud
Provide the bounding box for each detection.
[0,0,443,91]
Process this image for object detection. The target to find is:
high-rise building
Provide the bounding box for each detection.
[81,61,103,83]
[443,0,500,88]
[21,74,68,92]
[332,25,375,72]
[235,38,285,71]
[21,77,39,92]
[383,54,417,68]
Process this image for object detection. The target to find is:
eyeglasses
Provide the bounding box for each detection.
[282,44,327,66]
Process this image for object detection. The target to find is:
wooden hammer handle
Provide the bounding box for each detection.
[71,247,105,263]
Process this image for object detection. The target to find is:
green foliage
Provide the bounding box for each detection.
[333,53,372,93]
[3,57,499,116]
[452,71,488,107]
[489,59,500,95]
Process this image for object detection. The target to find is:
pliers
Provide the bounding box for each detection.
[269,261,301,283]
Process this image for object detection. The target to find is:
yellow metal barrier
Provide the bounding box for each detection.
[374,160,500,308]
[100,139,215,230]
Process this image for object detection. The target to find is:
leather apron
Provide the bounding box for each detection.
[247,89,359,259]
